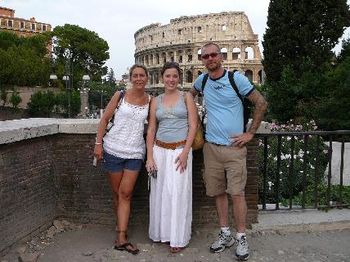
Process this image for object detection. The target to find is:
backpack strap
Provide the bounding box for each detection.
[117,90,125,108]
[200,73,209,93]
[228,71,243,104]
[106,90,125,133]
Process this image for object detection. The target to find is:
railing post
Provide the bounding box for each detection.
[262,136,268,210]
[327,136,333,208]
[289,136,295,209]
[302,135,308,209]
[275,135,281,210]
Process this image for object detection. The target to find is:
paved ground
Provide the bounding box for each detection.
[2,209,350,262]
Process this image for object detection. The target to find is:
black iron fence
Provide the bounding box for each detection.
[256,130,350,211]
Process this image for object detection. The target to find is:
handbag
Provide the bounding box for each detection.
[182,91,205,150]
[192,120,204,150]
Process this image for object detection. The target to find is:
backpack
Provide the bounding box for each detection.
[200,71,252,132]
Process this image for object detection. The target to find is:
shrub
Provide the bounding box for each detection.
[258,120,329,207]
[27,91,57,117]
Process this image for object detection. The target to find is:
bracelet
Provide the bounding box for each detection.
[95,142,102,145]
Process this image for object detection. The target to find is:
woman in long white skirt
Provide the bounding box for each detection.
[146,62,197,253]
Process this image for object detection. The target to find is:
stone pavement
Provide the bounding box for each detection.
[1,209,350,262]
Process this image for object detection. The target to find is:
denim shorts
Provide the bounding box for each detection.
[102,152,143,173]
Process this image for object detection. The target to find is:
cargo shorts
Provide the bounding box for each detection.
[202,142,247,196]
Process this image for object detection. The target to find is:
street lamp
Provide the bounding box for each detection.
[49,74,57,87]
[79,75,91,117]
[62,75,71,118]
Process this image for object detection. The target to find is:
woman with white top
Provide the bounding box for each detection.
[94,64,150,255]
[146,62,197,253]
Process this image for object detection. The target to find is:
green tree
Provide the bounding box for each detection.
[52,24,110,88]
[262,0,350,123]
[55,90,81,117]
[105,68,116,87]
[9,90,22,109]
[315,57,350,130]
[263,0,350,83]
[0,31,51,86]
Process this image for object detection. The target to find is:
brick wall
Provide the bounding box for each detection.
[0,138,57,253]
[0,132,258,253]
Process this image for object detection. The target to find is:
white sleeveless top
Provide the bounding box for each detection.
[103,95,150,159]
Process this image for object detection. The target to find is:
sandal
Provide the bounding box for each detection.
[115,242,140,255]
[114,230,139,255]
[170,247,184,253]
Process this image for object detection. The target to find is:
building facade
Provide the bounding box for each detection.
[0,6,51,37]
[134,11,263,94]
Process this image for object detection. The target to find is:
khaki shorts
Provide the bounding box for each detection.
[203,142,247,196]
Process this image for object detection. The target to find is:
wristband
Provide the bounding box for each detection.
[95,142,102,145]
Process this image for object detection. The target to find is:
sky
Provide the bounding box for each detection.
[1,0,350,79]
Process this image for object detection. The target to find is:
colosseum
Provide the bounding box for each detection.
[134,11,263,94]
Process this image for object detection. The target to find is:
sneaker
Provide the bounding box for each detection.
[210,230,235,253]
[235,235,250,261]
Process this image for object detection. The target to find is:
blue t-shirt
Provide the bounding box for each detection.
[193,70,254,145]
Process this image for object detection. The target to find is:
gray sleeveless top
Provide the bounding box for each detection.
[155,92,188,142]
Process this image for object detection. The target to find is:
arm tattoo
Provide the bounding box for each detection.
[247,90,268,134]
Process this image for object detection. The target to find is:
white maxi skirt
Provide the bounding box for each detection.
[149,145,192,248]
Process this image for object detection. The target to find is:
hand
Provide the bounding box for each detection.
[146,158,157,173]
[175,151,188,173]
[231,132,254,147]
[94,144,103,160]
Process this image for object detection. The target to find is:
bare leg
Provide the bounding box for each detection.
[231,193,247,233]
[108,172,123,220]
[215,193,229,227]
[116,169,139,244]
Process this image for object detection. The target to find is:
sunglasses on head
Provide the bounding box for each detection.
[201,52,220,59]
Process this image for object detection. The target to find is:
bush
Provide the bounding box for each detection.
[27,91,57,117]
[10,90,22,109]
[283,184,350,208]
[258,120,329,207]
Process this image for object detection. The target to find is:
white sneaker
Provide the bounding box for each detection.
[235,235,250,261]
[209,230,235,253]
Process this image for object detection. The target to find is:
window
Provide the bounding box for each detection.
[42,24,47,31]
[31,23,36,31]
[162,32,165,38]
[178,29,182,35]
[20,21,25,29]
[197,49,201,60]
[187,54,192,62]
[8,20,13,28]
[197,26,202,33]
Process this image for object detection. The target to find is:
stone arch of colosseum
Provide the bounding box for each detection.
[134,11,264,94]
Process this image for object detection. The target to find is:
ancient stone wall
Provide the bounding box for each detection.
[134,11,263,93]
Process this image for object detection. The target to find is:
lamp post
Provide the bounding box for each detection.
[79,75,91,118]
[62,75,71,118]
[49,74,57,84]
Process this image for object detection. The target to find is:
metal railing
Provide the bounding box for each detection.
[257,130,350,211]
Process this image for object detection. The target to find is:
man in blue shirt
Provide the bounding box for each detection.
[190,42,267,261]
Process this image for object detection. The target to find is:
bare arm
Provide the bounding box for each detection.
[93,91,123,160]
[232,89,267,147]
[246,89,268,135]
[189,86,199,98]
[145,97,158,172]
[175,92,198,173]
[183,92,198,153]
